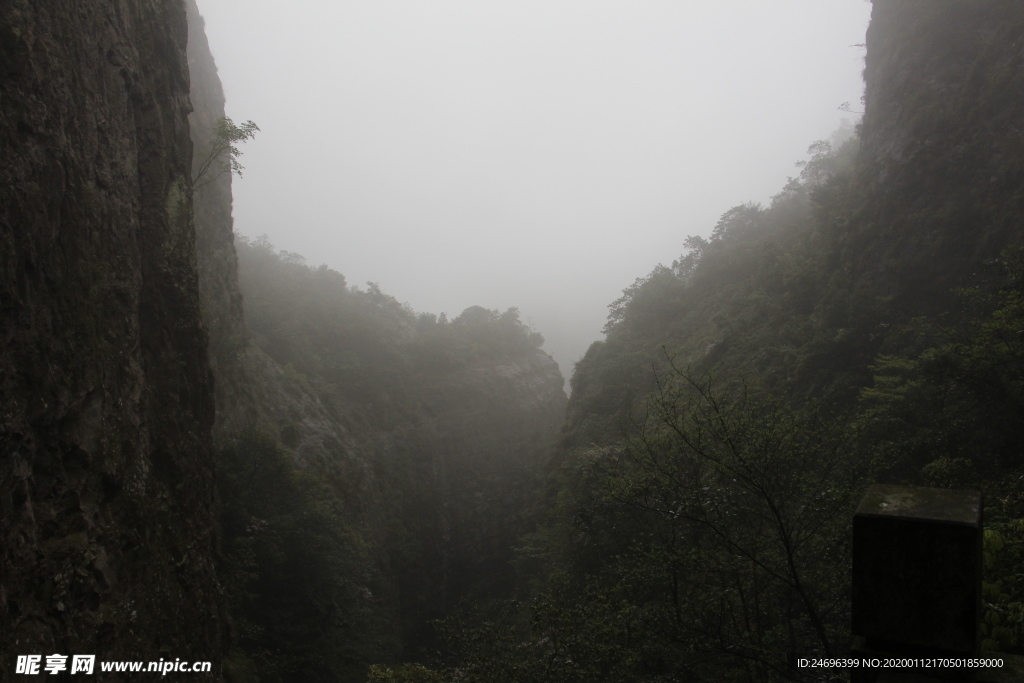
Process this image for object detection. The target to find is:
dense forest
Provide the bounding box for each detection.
[3,1,1024,683]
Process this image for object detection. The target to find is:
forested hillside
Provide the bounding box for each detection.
[210,236,566,681]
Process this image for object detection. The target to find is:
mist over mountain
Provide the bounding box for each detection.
[4,1,1024,682]
[193,0,872,386]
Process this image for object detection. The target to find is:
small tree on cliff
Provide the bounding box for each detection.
[192,116,259,189]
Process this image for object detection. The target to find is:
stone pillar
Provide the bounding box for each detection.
[851,484,982,682]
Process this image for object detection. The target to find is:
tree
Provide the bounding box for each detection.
[192,116,260,189]
[394,363,866,682]
[546,362,867,681]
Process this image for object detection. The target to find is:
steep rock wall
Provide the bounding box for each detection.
[852,0,1024,304]
[0,0,223,678]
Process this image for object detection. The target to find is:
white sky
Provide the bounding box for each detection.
[195,0,872,386]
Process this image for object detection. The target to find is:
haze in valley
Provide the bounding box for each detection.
[194,0,871,385]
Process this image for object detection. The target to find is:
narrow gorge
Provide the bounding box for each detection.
[3,1,1024,682]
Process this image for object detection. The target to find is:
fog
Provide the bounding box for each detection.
[195,0,871,387]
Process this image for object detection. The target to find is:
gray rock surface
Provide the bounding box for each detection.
[1,0,223,677]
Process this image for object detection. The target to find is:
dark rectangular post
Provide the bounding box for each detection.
[851,484,982,682]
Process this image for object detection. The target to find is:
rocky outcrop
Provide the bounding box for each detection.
[0,0,222,678]
[853,0,1024,303]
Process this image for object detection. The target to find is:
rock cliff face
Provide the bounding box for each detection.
[853,0,1024,304]
[0,0,222,677]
